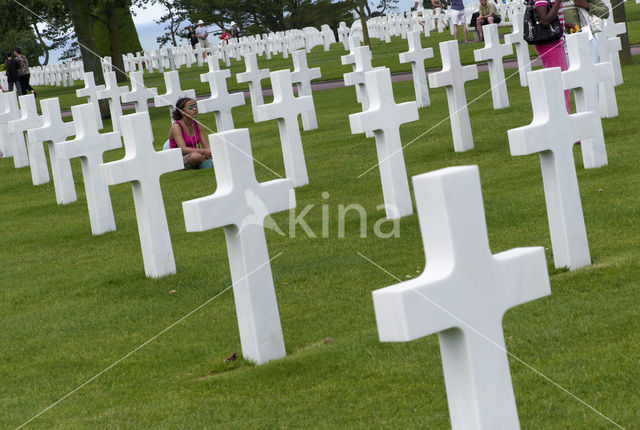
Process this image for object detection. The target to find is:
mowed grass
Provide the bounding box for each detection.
[2,19,640,429]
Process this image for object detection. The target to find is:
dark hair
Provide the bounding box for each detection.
[5,51,11,58]
[14,48,21,54]
[172,97,194,121]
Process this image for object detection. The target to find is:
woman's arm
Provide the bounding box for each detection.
[582,0,608,18]
[535,0,562,26]
[197,123,212,157]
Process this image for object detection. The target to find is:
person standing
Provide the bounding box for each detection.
[186,25,198,49]
[14,48,34,96]
[195,20,210,59]
[532,0,570,112]
[231,21,242,42]
[449,0,469,43]
[4,52,21,94]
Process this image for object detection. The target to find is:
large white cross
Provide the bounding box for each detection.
[0,91,20,158]
[399,30,434,108]
[290,50,321,130]
[373,165,550,430]
[562,32,612,169]
[473,24,513,109]
[25,98,77,205]
[182,128,295,364]
[599,4,626,86]
[76,71,105,130]
[198,66,245,132]
[7,94,43,169]
[255,70,314,188]
[55,104,122,235]
[101,112,183,278]
[508,68,601,270]
[349,68,418,219]
[429,41,478,152]
[96,71,129,133]
[504,11,532,87]
[121,71,158,113]
[153,70,197,120]
[236,52,270,118]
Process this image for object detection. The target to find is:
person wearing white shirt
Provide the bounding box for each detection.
[195,19,211,59]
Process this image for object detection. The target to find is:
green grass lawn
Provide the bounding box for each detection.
[2,17,640,429]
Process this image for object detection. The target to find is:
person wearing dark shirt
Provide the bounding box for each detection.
[14,48,34,96]
[4,52,22,94]
[186,26,198,49]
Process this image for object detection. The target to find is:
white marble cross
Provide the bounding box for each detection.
[198,65,245,132]
[255,70,314,187]
[473,24,512,109]
[429,41,478,152]
[101,112,183,278]
[595,28,621,118]
[349,68,418,219]
[373,165,550,430]
[154,70,197,120]
[0,91,20,158]
[236,52,270,118]
[55,104,122,235]
[399,30,434,108]
[599,5,626,86]
[504,11,532,87]
[290,50,321,130]
[7,94,43,169]
[562,32,612,169]
[77,72,106,130]
[25,98,77,205]
[182,128,295,364]
[121,71,158,113]
[508,68,601,270]
[96,71,129,133]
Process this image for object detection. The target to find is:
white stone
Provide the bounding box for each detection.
[182,128,294,365]
[349,68,418,219]
[473,24,512,109]
[255,70,314,187]
[101,112,183,278]
[399,30,434,108]
[154,71,197,120]
[0,91,20,158]
[7,94,44,169]
[599,4,626,86]
[76,72,105,130]
[96,71,129,133]
[562,32,612,169]
[504,11,532,87]
[236,52,270,119]
[373,165,550,430]
[429,41,478,152]
[55,104,122,235]
[507,68,601,270]
[121,71,158,113]
[198,66,245,132]
[25,98,77,205]
[290,50,321,130]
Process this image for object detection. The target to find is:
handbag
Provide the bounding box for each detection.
[522,0,564,45]
[579,7,603,33]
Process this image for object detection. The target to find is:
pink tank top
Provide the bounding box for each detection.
[169,121,201,149]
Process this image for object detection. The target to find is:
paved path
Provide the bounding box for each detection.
[62,44,640,117]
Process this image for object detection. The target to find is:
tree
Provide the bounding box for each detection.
[155,0,188,47]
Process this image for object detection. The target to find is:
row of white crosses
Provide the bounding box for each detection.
[369,40,610,428]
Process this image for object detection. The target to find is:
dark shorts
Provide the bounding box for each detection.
[183,153,212,169]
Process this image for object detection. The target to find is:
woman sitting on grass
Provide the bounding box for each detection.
[168,97,212,169]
